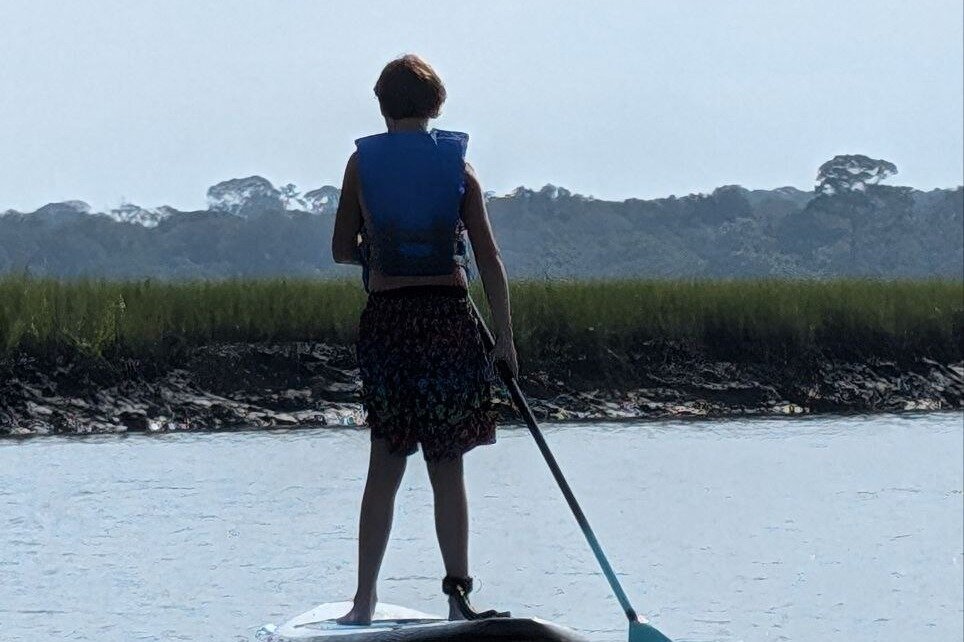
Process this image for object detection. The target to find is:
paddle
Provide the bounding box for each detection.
[468,294,674,642]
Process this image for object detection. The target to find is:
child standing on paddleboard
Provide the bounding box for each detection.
[331,53,518,624]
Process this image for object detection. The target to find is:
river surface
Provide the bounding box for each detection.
[1,413,961,642]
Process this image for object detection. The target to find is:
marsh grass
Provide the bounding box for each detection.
[1,275,960,363]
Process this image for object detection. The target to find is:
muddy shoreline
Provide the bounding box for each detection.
[1,341,961,437]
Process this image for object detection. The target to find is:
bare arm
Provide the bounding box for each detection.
[461,162,513,343]
[332,152,363,265]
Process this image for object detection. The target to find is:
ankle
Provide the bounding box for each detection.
[442,575,473,596]
[354,588,377,604]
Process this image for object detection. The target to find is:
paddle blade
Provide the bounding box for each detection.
[629,619,673,642]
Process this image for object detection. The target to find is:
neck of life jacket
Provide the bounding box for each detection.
[354,128,471,294]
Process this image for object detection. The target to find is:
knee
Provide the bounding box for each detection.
[426,456,463,490]
[368,441,408,482]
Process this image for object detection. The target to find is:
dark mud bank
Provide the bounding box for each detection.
[1,341,961,437]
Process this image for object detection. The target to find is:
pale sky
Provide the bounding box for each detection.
[1,0,962,213]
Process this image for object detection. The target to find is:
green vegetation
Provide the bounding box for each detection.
[3,182,962,280]
[1,276,961,363]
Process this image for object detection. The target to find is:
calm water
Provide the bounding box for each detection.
[0,413,961,642]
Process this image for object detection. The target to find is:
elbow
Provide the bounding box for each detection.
[474,250,504,277]
[333,231,362,264]
[332,242,353,264]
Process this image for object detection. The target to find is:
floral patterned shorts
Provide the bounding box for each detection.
[355,284,500,461]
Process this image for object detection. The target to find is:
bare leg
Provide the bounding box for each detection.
[426,455,469,620]
[337,438,408,625]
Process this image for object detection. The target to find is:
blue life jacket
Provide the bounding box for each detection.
[354,128,471,292]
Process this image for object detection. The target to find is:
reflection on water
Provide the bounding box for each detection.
[0,413,961,641]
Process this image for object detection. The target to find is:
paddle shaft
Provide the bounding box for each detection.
[467,295,640,624]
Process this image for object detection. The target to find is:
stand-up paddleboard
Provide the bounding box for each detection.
[256,601,589,642]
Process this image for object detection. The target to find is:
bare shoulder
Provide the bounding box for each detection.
[463,161,482,196]
[460,161,499,257]
[460,161,489,234]
[345,150,359,178]
[339,151,361,195]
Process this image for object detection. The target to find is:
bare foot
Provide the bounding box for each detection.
[336,595,377,626]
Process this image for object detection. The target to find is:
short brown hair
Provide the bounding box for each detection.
[374,54,446,119]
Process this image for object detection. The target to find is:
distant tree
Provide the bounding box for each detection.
[279,183,307,210]
[815,155,897,195]
[2,176,961,279]
[805,155,903,272]
[207,176,283,217]
[303,186,341,215]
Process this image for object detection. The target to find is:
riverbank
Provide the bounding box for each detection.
[1,339,960,437]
